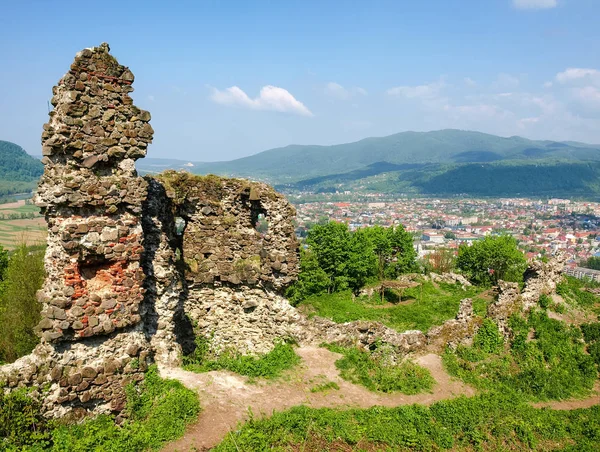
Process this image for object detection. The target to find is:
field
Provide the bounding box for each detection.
[0,200,45,249]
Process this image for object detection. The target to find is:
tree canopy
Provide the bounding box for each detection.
[456,235,527,286]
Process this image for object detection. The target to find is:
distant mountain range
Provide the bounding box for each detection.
[0,141,43,198]
[134,129,600,198]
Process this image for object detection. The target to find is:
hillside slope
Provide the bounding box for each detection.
[189,129,600,183]
[0,141,44,197]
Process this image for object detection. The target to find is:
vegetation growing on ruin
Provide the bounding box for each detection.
[155,170,225,205]
[183,337,301,379]
[298,281,486,333]
[0,366,200,451]
[213,392,600,451]
[0,243,45,363]
[324,344,435,394]
[444,311,598,401]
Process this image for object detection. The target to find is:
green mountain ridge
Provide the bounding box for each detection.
[0,141,44,198]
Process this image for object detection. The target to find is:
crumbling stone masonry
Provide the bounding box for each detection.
[0,43,302,417]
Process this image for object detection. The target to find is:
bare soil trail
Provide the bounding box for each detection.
[160,346,475,451]
[161,346,600,451]
[532,381,600,410]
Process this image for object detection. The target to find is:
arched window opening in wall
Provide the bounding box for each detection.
[255,213,269,234]
[174,216,187,261]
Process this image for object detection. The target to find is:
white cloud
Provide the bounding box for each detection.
[512,0,557,10]
[387,80,445,99]
[543,81,553,88]
[210,85,313,116]
[464,77,477,87]
[572,86,600,109]
[325,82,368,100]
[147,95,155,102]
[556,68,600,84]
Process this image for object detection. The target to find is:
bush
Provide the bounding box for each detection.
[324,344,434,394]
[0,388,51,449]
[456,235,527,286]
[445,311,597,401]
[183,338,301,379]
[0,366,200,451]
[0,244,45,362]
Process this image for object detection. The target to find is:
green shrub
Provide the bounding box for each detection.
[324,344,434,394]
[0,244,45,363]
[538,294,551,309]
[444,311,597,401]
[0,388,52,449]
[183,338,301,379]
[50,366,200,451]
[0,366,200,451]
[473,319,504,354]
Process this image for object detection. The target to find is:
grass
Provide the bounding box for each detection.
[183,337,301,379]
[213,392,600,451]
[298,281,485,333]
[324,344,435,394]
[0,366,200,451]
[309,381,340,393]
[443,311,598,401]
[556,276,600,315]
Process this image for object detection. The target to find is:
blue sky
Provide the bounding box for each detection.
[1,0,600,161]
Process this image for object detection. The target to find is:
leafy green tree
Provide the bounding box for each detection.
[285,248,330,304]
[0,244,45,362]
[306,222,351,293]
[456,235,527,286]
[346,228,377,294]
[385,225,417,278]
[582,256,600,271]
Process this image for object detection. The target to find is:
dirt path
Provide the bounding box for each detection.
[532,381,600,410]
[160,346,475,451]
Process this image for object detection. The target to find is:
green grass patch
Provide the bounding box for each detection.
[309,381,340,393]
[324,344,434,394]
[0,366,200,451]
[444,311,598,401]
[556,276,600,314]
[299,281,485,333]
[213,392,600,451]
[183,338,301,379]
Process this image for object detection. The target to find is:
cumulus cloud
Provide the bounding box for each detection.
[387,80,445,99]
[572,86,600,109]
[493,73,521,89]
[556,68,600,84]
[464,77,477,86]
[325,82,368,100]
[512,0,557,10]
[210,85,313,116]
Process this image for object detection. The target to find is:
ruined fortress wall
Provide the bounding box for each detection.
[0,44,153,417]
[156,171,302,354]
[0,43,303,416]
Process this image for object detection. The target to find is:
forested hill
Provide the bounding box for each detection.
[0,141,44,197]
[0,141,43,181]
[178,129,600,184]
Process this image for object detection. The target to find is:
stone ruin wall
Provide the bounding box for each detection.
[156,171,301,355]
[0,43,303,418]
[0,43,571,419]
